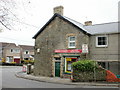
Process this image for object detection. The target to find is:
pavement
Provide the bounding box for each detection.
[15,71,120,87]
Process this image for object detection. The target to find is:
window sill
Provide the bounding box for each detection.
[96,45,108,48]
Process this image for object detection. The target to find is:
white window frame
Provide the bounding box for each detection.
[96,36,108,47]
[68,36,76,48]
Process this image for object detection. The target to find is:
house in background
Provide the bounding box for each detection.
[0,42,34,64]
[33,6,120,78]
[0,42,21,64]
[19,45,34,60]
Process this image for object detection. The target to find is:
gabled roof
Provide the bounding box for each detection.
[33,13,90,39]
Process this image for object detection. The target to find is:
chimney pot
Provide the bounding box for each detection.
[84,21,92,26]
[53,6,64,15]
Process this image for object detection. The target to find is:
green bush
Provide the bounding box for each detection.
[21,60,34,65]
[71,60,106,82]
[72,60,98,72]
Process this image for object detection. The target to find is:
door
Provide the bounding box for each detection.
[14,58,20,64]
[55,62,60,77]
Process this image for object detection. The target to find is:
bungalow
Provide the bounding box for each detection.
[33,6,120,78]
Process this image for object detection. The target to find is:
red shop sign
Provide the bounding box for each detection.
[54,49,82,53]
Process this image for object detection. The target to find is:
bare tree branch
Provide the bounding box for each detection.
[0,0,16,30]
[0,21,11,30]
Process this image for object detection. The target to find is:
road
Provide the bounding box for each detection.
[1,66,119,89]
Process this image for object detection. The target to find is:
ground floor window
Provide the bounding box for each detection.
[98,62,106,68]
[6,56,13,63]
[65,57,78,73]
[24,58,29,60]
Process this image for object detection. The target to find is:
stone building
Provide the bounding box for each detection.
[33,6,120,78]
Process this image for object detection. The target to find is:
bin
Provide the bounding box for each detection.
[27,64,31,74]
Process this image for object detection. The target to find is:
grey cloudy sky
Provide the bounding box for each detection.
[0,0,119,45]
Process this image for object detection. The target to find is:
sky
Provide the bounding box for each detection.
[0,0,119,46]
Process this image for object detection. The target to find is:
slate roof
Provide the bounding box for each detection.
[33,13,119,39]
[84,22,119,35]
[19,45,34,50]
[0,42,17,47]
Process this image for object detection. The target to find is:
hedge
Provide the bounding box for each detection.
[21,60,34,65]
[71,60,106,82]
[72,60,98,72]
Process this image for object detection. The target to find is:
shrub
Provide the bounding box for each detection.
[71,60,106,82]
[11,62,16,64]
[21,60,34,65]
[72,60,98,72]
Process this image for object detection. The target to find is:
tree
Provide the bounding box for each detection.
[0,0,17,30]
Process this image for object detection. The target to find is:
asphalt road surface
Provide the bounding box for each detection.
[1,66,119,89]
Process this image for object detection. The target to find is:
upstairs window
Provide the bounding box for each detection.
[68,36,76,48]
[10,49,20,53]
[24,50,29,54]
[96,36,108,47]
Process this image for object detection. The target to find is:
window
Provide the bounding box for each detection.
[65,57,77,73]
[6,56,13,63]
[11,49,13,53]
[68,36,76,48]
[24,50,29,54]
[24,58,29,60]
[98,62,110,70]
[96,36,108,47]
[55,57,61,61]
[10,49,20,53]
[37,48,40,53]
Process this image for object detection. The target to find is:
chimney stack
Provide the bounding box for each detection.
[53,6,64,15]
[84,21,92,26]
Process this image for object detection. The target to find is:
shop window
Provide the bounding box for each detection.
[68,36,76,48]
[65,57,77,73]
[96,36,108,47]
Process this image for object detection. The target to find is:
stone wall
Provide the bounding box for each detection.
[72,68,106,82]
